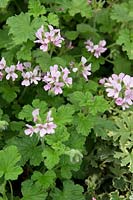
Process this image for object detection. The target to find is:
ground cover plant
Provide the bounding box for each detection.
[0,0,133,199]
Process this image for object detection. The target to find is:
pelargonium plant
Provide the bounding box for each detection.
[0,0,132,200]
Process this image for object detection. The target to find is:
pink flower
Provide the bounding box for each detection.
[99,78,107,84]
[0,57,6,70]
[115,97,124,106]
[92,198,96,200]
[16,61,24,72]
[34,25,64,52]
[46,110,53,122]
[85,40,94,53]
[88,0,92,4]
[35,124,47,137]
[5,65,18,81]
[21,71,31,86]
[100,73,133,110]
[45,110,57,134]
[50,65,61,82]
[24,110,57,138]
[62,67,72,86]
[32,109,40,122]
[25,124,34,137]
[67,41,74,49]
[45,122,57,134]
[30,66,41,85]
[0,72,4,80]
[43,65,72,95]
[85,39,107,58]
[23,62,31,68]
[44,83,52,91]
[123,75,133,88]
[52,82,64,95]
[81,56,91,81]
[35,25,45,43]
[34,110,57,137]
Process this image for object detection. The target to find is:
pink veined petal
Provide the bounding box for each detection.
[21,79,31,86]
[81,56,87,65]
[46,110,53,122]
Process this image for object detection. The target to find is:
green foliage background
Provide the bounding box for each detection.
[0,0,133,200]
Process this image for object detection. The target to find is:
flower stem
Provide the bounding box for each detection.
[8,181,13,200]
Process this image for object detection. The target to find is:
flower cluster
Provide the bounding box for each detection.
[0,58,42,86]
[0,57,74,96]
[25,109,57,137]
[43,64,72,95]
[21,65,41,86]
[88,0,92,4]
[70,57,92,81]
[34,25,64,52]
[100,73,133,110]
[0,57,18,81]
[81,56,92,81]
[85,39,107,58]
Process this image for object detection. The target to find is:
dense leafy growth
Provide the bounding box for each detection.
[0,0,132,200]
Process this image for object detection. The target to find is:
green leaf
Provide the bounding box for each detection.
[113,177,127,191]
[28,0,46,17]
[0,83,19,103]
[42,147,60,169]
[52,57,66,67]
[110,191,124,200]
[0,0,11,8]
[60,166,72,179]
[65,31,79,40]
[68,91,109,115]
[7,12,47,45]
[45,126,69,145]
[94,117,116,139]
[8,135,43,166]
[54,104,75,125]
[10,121,24,132]
[0,28,12,49]
[7,13,32,45]
[17,41,34,61]
[76,24,98,39]
[32,99,47,113]
[52,180,85,200]
[116,29,133,60]
[113,55,132,74]
[32,170,56,189]
[87,95,109,115]
[109,111,133,173]
[111,2,133,22]
[115,151,133,173]
[18,104,33,122]
[0,120,8,130]
[74,113,94,136]
[18,99,47,122]
[33,50,51,72]
[96,8,115,33]
[21,180,47,200]
[108,111,133,148]
[68,0,92,18]
[47,13,59,26]
[0,146,22,180]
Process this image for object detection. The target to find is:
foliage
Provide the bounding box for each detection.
[0,0,132,200]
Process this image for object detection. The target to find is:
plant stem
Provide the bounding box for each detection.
[41,137,45,150]
[18,87,27,103]
[8,181,13,200]
[14,0,22,12]
[2,180,8,200]
[104,58,114,64]
[106,43,117,49]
